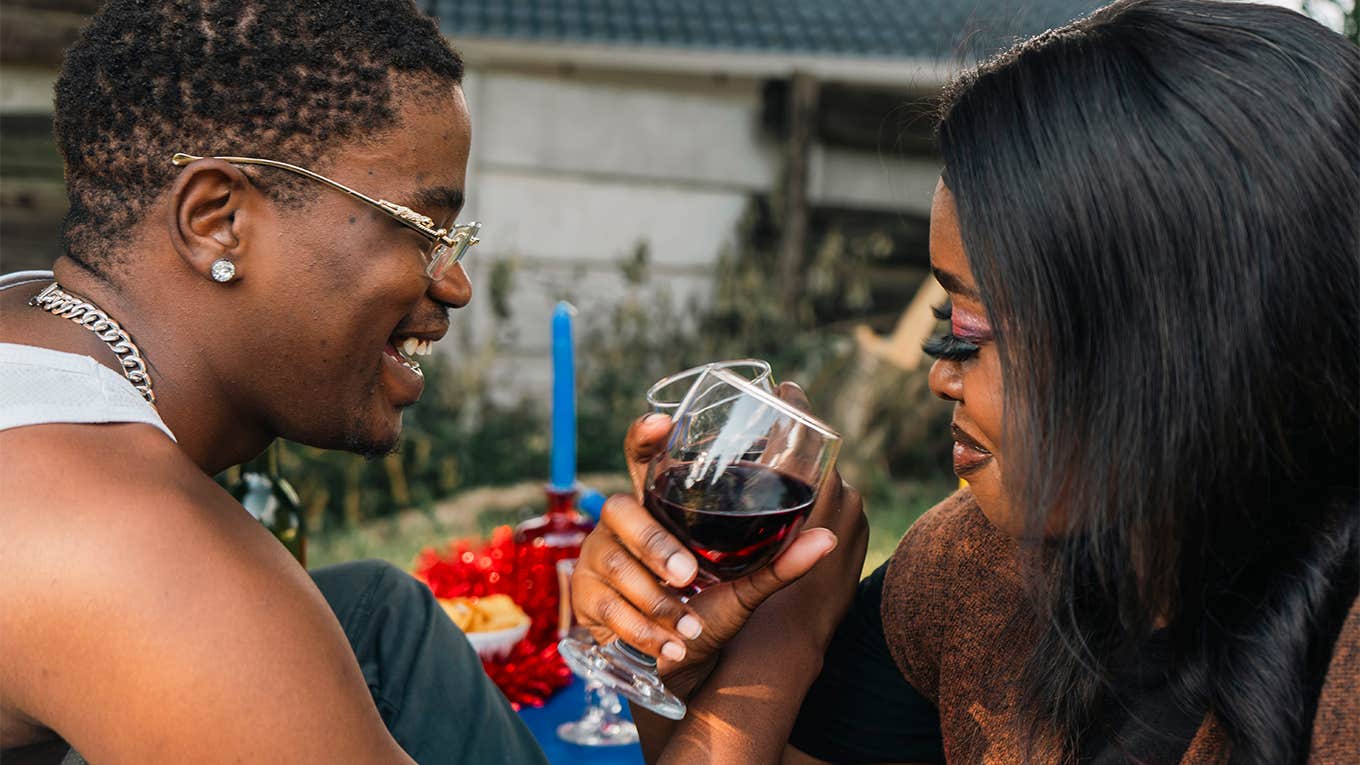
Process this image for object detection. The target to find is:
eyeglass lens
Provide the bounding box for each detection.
[427,225,477,280]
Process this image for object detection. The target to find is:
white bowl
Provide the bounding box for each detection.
[464,621,531,660]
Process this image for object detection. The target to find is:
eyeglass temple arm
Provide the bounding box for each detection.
[170,152,449,239]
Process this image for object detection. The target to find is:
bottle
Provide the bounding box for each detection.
[232,442,306,566]
[513,487,596,645]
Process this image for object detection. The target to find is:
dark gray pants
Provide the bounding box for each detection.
[311,560,548,765]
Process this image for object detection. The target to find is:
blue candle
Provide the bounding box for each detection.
[550,301,577,491]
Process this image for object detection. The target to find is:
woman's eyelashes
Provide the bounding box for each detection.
[924,301,982,361]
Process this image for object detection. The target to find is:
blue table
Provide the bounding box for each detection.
[519,677,645,764]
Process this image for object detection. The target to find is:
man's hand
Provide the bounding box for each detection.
[569,382,864,696]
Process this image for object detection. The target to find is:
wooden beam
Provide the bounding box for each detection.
[3,0,102,13]
[775,71,817,310]
[0,6,91,67]
[854,276,948,371]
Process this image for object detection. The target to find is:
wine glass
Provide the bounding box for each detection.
[559,367,840,720]
[554,559,640,746]
[645,359,773,413]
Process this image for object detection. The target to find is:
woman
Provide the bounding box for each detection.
[571,1,1360,762]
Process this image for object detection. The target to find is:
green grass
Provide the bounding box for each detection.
[860,478,957,576]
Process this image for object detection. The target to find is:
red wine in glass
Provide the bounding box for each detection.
[645,462,815,586]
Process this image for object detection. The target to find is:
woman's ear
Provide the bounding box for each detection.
[166,158,256,283]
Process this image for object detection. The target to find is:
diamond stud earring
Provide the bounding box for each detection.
[210,259,236,283]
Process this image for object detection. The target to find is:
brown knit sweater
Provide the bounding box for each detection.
[879,489,1357,764]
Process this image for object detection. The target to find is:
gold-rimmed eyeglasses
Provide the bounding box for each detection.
[171,152,481,280]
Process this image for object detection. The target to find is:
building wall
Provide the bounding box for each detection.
[455,65,939,401]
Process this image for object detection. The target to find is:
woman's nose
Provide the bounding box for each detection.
[427,262,472,308]
[928,357,963,402]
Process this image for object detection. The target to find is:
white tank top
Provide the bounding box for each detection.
[0,270,176,441]
[2,270,169,765]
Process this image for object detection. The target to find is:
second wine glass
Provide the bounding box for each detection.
[555,559,639,747]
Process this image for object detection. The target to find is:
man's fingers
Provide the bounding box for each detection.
[727,527,837,612]
[624,413,672,465]
[807,470,849,527]
[775,380,812,413]
[574,577,690,662]
[599,493,698,588]
[624,413,673,496]
[589,538,701,637]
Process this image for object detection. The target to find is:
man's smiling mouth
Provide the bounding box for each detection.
[385,335,433,377]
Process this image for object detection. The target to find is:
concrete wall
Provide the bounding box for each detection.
[454,66,940,402]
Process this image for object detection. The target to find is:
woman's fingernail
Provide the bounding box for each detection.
[677,615,703,639]
[662,641,686,661]
[666,553,697,584]
[642,413,669,426]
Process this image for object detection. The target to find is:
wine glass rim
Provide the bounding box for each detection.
[683,367,841,441]
[646,359,772,410]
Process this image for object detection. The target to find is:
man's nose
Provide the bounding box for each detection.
[428,262,472,308]
[928,357,963,402]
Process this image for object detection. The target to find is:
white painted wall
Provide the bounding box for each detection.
[472,71,778,190]
[0,66,58,113]
[443,65,940,402]
[810,145,941,217]
[455,67,773,401]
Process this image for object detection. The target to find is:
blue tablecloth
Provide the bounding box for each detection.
[519,677,645,764]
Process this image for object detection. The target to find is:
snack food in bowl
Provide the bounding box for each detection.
[438,594,531,660]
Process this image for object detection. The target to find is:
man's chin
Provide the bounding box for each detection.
[329,411,404,460]
[346,426,402,460]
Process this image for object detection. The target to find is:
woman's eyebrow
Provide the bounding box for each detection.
[932,266,981,301]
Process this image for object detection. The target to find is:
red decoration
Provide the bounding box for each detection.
[412,525,573,709]
[482,638,574,711]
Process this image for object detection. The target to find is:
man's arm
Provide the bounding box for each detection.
[0,423,416,763]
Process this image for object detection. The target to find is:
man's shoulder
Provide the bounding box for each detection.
[2,420,201,509]
[0,424,389,762]
[0,419,283,602]
[0,421,288,625]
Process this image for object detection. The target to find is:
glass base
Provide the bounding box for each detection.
[556,682,640,746]
[558,636,687,720]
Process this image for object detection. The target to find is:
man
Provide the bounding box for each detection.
[0,1,548,762]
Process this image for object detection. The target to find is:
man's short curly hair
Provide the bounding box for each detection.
[53,0,464,274]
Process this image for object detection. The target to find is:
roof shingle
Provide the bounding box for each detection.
[419,0,1107,61]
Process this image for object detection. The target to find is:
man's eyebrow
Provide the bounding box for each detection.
[932,266,981,301]
[407,185,464,216]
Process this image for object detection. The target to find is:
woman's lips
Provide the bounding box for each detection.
[951,421,992,476]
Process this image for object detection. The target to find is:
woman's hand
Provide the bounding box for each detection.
[570,383,866,697]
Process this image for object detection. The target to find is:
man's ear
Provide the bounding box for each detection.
[166,158,258,283]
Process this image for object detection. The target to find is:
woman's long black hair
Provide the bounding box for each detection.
[936,1,1359,762]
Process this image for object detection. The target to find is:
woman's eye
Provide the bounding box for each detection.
[924,300,981,361]
[923,332,981,361]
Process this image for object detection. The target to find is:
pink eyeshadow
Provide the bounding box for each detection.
[951,307,993,342]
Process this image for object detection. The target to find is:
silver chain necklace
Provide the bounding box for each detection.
[28,282,157,405]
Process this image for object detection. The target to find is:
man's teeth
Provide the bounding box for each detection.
[398,337,434,357]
